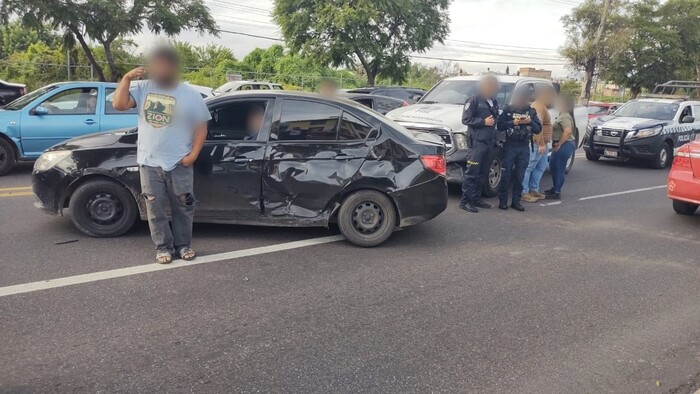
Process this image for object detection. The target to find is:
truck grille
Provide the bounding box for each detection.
[596,128,624,145]
[404,127,453,150]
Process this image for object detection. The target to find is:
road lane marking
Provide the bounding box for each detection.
[0,191,34,198]
[0,234,346,298]
[0,186,32,191]
[578,185,667,201]
[539,201,562,206]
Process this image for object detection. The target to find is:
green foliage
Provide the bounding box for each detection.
[604,0,684,97]
[273,0,451,86]
[0,21,60,58]
[559,79,582,98]
[660,0,700,82]
[0,42,66,89]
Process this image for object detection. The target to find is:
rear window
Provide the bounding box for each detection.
[338,112,372,140]
[273,100,340,141]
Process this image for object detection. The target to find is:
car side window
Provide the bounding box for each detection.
[259,84,270,90]
[374,97,399,114]
[240,84,253,91]
[354,98,374,109]
[338,112,373,140]
[679,105,693,120]
[272,85,283,90]
[272,99,340,141]
[208,100,271,141]
[38,88,97,115]
[105,88,137,114]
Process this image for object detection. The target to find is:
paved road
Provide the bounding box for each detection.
[1,154,699,393]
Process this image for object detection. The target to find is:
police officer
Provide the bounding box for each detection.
[460,75,500,213]
[497,88,542,211]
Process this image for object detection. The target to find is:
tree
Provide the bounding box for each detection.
[660,0,700,89]
[605,0,683,97]
[560,0,623,104]
[273,0,451,86]
[2,0,218,81]
[0,21,60,59]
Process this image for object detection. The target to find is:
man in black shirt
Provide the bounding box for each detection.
[460,76,500,213]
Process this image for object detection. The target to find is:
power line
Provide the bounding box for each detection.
[409,54,566,66]
[218,29,283,41]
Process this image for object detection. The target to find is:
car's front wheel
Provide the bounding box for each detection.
[337,190,396,247]
[585,149,600,161]
[0,138,17,176]
[69,179,138,237]
[652,142,672,169]
[672,200,698,216]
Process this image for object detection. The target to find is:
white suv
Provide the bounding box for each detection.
[213,81,284,96]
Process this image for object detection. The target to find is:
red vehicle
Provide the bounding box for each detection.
[668,138,700,215]
[587,102,621,120]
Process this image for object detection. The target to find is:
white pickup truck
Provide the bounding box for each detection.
[386,75,588,196]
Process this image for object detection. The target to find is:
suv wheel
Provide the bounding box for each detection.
[652,142,672,169]
[482,148,503,197]
[565,152,575,174]
[337,190,396,247]
[585,150,600,161]
[0,138,17,176]
[672,200,698,215]
[69,179,138,237]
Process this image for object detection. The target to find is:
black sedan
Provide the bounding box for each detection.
[341,93,409,115]
[32,91,448,247]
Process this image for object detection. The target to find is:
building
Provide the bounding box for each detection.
[517,67,552,79]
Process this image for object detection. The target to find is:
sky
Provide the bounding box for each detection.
[137,0,582,78]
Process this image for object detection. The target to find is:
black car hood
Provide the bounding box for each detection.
[590,115,672,130]
[49,128,137,152]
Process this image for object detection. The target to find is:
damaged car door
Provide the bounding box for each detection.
[263,98,375,222]
[193,97,273,221]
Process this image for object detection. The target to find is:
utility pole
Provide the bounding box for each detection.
[66,50,71,80]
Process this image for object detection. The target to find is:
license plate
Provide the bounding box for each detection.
[604,149,619,158]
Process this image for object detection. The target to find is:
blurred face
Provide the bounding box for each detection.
[512,93,528,107]
[319,81,337,97]
[556,97,570,113]
[87,96,97,111]
[147,56,179,86]
[247,109,264,134]
[537,88,555,106]
[479,78,498,98]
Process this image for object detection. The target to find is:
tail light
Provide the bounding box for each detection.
[673,145,692,168]
[401,101,409,107]
[420,155,446,176]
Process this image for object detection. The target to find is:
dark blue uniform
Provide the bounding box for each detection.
[460,95,499,207]
[497,104,542,207]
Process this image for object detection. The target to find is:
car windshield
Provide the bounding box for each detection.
[587,106,609,115]
[613,101,679,120]
[420,80,515,106]
[3,85,58,110]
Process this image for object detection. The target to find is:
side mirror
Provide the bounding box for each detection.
[33,106,49,115]
[681,115,695,124]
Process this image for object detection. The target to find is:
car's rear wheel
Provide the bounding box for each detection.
[585,149,600,161]
[482,149,502,197]
[69,179,138,237]
[337,190,396,247]
[0,138,17,176]
[652,142,672,169]
[672,200,698,216]
[565,152,575,174]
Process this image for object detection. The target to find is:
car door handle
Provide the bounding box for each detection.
[232,157,253,164]
[334,154,356,160]
[84,119,97,125]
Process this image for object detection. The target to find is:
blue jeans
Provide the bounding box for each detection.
[499,144,530,205]
[549,140,576,194]
[522,148,548,194]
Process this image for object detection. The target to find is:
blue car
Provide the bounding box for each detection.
[0,82,137,175]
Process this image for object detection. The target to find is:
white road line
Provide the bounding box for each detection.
[578,185,667,201]
[539,201,562,206]
[0,235,346,298]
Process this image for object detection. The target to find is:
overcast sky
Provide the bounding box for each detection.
[137,0,580,78]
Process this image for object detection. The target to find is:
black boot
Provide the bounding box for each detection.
[459,202,479,213]
[498,201,509,210]
[474,200,492,209]
[510,203,525,212]
[545,192,561,200]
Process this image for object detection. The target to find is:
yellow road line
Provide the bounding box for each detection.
[0,191,34,198]
[0,186,32,192]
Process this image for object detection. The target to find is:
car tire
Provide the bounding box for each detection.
[482,147,503,197]
[672,200,698,216]
[565,152,575,174]
[585,150,600,161]
[0,138,17,176]
[69,179,138,237]
[337,190,396,247]
[652,142,672,169]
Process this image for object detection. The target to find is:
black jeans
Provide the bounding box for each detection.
[498,144,530,205]
[140,164,195,253]
[461,140,493,206]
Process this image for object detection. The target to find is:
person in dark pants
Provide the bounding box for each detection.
[460,76,500,213]
[497,89,542,211]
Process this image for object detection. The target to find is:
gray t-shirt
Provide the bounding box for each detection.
[129,80,211,171]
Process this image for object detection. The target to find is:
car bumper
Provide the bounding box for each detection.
[583,135,661,160]
[32,167,76,215]
[445,148,469,183]
[390,175,448,227]
[668,169,700,205]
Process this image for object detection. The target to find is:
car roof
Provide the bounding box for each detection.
[444,75,552,84]
[341,92,404,102]
[635,98,691,104]
[0,80,26,88]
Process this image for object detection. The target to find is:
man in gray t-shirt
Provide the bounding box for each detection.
[113,45,211,264]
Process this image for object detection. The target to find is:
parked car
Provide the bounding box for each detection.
[213,81,283,95]
[341,93,408,115]
[587,101,621,120]
[0,80,26,106]
[583,98,700,168]
[185,82,215,98]
[32,91,448,247]
[0,82,138,175]
[346,87,426,104]
[668,137,700,215]
[385,75,589,196]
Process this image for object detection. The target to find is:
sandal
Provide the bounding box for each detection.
[178,247,196,261]
[156,251,173,264]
